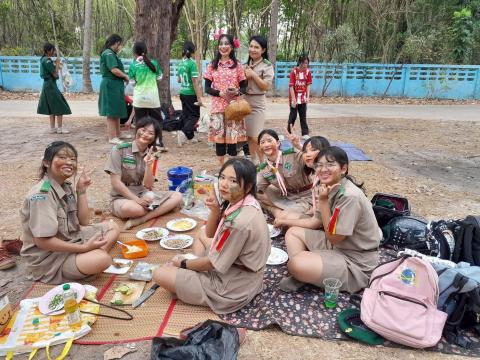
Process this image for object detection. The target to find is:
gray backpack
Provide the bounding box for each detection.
[433,262,480,348]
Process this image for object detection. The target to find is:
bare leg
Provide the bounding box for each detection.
[217,155,225,166]
[115,118,121,138]
[287,252,325,284]
[285,226,309,258]
[124,192,183,229]
[56,115,63,128]
[248,137,262,162]
[106,117,118,140]
[192,227,213,256]
[153,265,178,293]
[49,115,56,130]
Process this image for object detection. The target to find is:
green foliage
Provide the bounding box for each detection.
[321,24,362,63]
[452,7,474,63]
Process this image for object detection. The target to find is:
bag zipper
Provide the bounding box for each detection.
[379,291,428,309]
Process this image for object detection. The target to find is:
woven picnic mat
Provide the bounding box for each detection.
[219,236,480,357]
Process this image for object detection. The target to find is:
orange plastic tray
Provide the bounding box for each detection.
[121,239,149,259]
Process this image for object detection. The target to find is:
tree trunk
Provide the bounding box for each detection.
[268,0,279,65]
[82,0,93,93]
[135,0,185,108]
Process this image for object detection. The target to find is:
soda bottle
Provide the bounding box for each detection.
[63,284,81,328]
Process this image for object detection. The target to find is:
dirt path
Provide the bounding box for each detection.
[0,109,479,359]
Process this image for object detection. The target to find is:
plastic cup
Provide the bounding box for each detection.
[323,278,342,309]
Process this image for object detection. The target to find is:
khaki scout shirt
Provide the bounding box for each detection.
[246,59,274,95]
[316,177,382,251]
[104,141,147,198]
[256,148,312,194]
[20,177,83,282]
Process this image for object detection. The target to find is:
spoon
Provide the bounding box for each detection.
[117,240,136,252]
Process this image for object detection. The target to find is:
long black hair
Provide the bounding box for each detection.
[135,116,161,148]
[257,129,279,144]
[303,136,331,175]
[42,42,55,57]
[218,158,257,213]
[133,41,156,73]
[211,34,238,70]
[39,141,78,179]
[316,146,365,193]
[247,35,269,64]
[297,54,310,67]
[182,41,196,59]
[100,34,122,54]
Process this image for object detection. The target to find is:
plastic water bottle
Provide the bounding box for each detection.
[63,284,81,328]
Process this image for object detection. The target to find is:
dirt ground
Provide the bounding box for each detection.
[0,96,479,359]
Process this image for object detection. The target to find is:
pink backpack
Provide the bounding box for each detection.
[360,256,447,348]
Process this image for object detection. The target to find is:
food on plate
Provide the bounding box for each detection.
[115,284,133,296]
[125,245,143,254]
[163,238,188,249]
[143,229,163,240]
[48,294,63,310]
[171,220,193,231]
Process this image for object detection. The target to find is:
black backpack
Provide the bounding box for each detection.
[453,216,480,266]
[381,216,429,252]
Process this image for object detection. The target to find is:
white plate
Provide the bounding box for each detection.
[267,247,288,265]
[166,218,197,232]
[38,282,85,315]
[104,258,133,274]
[136,227,169,241]
[268,224,282,238]
[160,235,194,250]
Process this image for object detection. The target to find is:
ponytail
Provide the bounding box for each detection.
[132,41,156,73]
[142,53,156,73]
[182,41,196,59]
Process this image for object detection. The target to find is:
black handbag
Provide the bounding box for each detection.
[371,193,410,228]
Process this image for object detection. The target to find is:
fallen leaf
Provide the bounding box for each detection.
[103,346,136,360]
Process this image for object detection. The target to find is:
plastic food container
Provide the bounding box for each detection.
[121,239,149,259]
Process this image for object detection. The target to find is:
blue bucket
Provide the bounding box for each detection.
[167,166,193,192]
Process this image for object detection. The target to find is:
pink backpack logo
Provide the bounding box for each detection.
[360,256,447,348]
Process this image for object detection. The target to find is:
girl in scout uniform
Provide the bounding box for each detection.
[204,34,247,165]
[20,141,120,284]
[37,42,72,134]
[256,129,313,220]
[280,146,382,294]
[126,41,165,149]
[244,35,274,163]
[98,34,129,145]
[104,116,183,230]
[177,41,204,146]
[273,136,331,229]
[153,158,270,314]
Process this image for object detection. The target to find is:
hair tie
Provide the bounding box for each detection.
[233,38,241,49]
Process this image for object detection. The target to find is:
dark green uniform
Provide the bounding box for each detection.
[98,48,127,118]
[37,56,71,115]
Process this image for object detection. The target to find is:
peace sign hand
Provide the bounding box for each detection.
[285,125,300,149]
[204,187,220,213]
[317,183,341,202]
[76,166,94,192]
[144,147,156,166]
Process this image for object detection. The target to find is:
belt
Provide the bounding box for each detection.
[288,183,313,194]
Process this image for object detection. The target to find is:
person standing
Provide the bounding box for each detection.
[287,55,312,139]
[99,34,129,145]
[177,41,204,147]
[37,42,72,134]
[127,41,165,149]
[244,35,274,164]
[204,34,247,165]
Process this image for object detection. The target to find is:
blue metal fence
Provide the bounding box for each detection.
[1,56,479,99]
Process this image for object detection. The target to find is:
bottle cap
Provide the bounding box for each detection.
[63,284,70,291]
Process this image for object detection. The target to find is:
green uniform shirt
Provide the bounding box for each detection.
[128,57,162,108]
[40,56,55,80]
[177,58,199,96]
[100,48,125,79]
[37,56,71,115]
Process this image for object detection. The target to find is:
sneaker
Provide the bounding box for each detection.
[108,137,123,145]
[301,135,310,140]
[0,246,15,270]
[3,239,22,255]
[49,127,57,134]
[177,131,187,147]
[57,128,70,134]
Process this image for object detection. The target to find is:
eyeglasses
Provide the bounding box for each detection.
[314,162,338,170]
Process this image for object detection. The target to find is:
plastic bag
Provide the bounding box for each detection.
[150,320,240,360]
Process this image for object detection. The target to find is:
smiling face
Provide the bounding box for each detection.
[248,39,265,62]
[299,59,309,70]
[314,155,347,186]
[135,124,156,149]
[303,142,320,169]
[218,165,245,204]
[45,147,77,181]
[259,133,280,159]
[218,36,233,59]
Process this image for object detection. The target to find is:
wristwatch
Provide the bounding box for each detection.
[180,259,188,269]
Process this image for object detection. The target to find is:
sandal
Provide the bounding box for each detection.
[0,245,15,270]
[3,239,23,255]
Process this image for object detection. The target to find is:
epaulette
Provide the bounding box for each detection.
[116,142,132,149]
[282,147,295,155]
[256,162,267,172]
[263,59,272,65]
[338,184,346,198]
[39,179,51,193]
